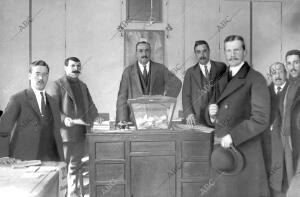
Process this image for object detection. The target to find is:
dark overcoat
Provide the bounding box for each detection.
[47,76,99,142]
[206,62,271,197]
[116,61,182,122]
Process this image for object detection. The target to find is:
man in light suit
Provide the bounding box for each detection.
[48,57,99,197]
[116,40,182,124]
[182,40,226,126]
[0,60,64,161]
[207,35,271,197]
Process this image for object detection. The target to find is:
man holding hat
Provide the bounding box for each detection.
[207,35,270,197]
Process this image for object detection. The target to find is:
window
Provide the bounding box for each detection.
[126,0,162,22]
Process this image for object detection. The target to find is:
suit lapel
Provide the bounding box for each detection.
[26,88,42,117]
[132,62,143,95]
[217,63,249,103]
[60,76,75,101]
[218,68,229,94]
[46,93,54,115]
[210,61,217,81]
[149,61,158,94]
[190,64,205,90]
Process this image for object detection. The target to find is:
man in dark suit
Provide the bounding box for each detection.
[48,57,99,197]
[0,60,64,161]
[263,62,288,197]
[116,40,182,123]
[182,40,226,126]
[277,50,300,197]
[207,35,271,197]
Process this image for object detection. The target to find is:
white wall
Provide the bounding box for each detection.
[0,0,299,119]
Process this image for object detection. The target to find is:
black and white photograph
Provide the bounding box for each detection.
[0,0,300,197]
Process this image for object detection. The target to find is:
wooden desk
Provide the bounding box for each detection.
[0,162,64,197]
[88,128,213,197]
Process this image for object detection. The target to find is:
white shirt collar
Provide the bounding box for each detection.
[198,61,211,77]
[138,61,150,73]
[31,85,46,114]
[274,81,287,93]
[229,61,244,77]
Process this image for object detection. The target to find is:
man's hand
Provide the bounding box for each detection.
[208,104,218,123]
[221,134,233,148]
[94,116,103,125]
[64,117,74,127]
[186,114,196,126]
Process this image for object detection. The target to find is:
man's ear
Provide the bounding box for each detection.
[243,49,247,57]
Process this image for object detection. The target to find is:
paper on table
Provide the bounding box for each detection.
[72,119,90,126]
[172,124,214,133]
[12,160,42,168]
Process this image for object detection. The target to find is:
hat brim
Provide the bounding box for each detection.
[212,145,244,176]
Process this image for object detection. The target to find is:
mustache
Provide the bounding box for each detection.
[275,78,282,81]
[200,57,207,60]
[229,57,239,61]
[291,69,297,72]
[37,80,44,84]
[141,56,148,58]
[72,70,81,74]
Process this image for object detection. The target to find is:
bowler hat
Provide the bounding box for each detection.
[211,144,244,175]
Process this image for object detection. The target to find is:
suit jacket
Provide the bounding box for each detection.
[270,77,300,191]
[286,78,300,168]
[262,82,288,192]
[47,76,99,142]
[116,61,182,123]
[0,88,64,160]
[206,62,271,197]
[182,60,226,125]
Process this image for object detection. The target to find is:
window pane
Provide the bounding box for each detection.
[127,0,162,22]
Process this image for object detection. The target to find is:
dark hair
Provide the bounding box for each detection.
[194,40,210,51]
[29,60,49,73]
[224,35,245,50]
[285,49,300,60]
[136,41,151,51]
[65,57,81,66]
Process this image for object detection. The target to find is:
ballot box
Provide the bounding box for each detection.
[127,95,177,130]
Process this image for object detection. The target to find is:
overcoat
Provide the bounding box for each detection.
[206,62,271,197]
[47,76,99,142]
[116,61,182,122]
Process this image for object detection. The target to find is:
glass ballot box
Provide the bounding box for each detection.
[127,95,177,130]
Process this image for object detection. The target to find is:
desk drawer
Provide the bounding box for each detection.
[131,141,175,152]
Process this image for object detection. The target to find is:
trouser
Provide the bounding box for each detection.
[63,140,85,197]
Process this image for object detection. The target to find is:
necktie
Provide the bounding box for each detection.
[40,92,46,116]
[277,86,281,94]
[228,70,233,81]
[204,65,209,79]
[143,65,148,81]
